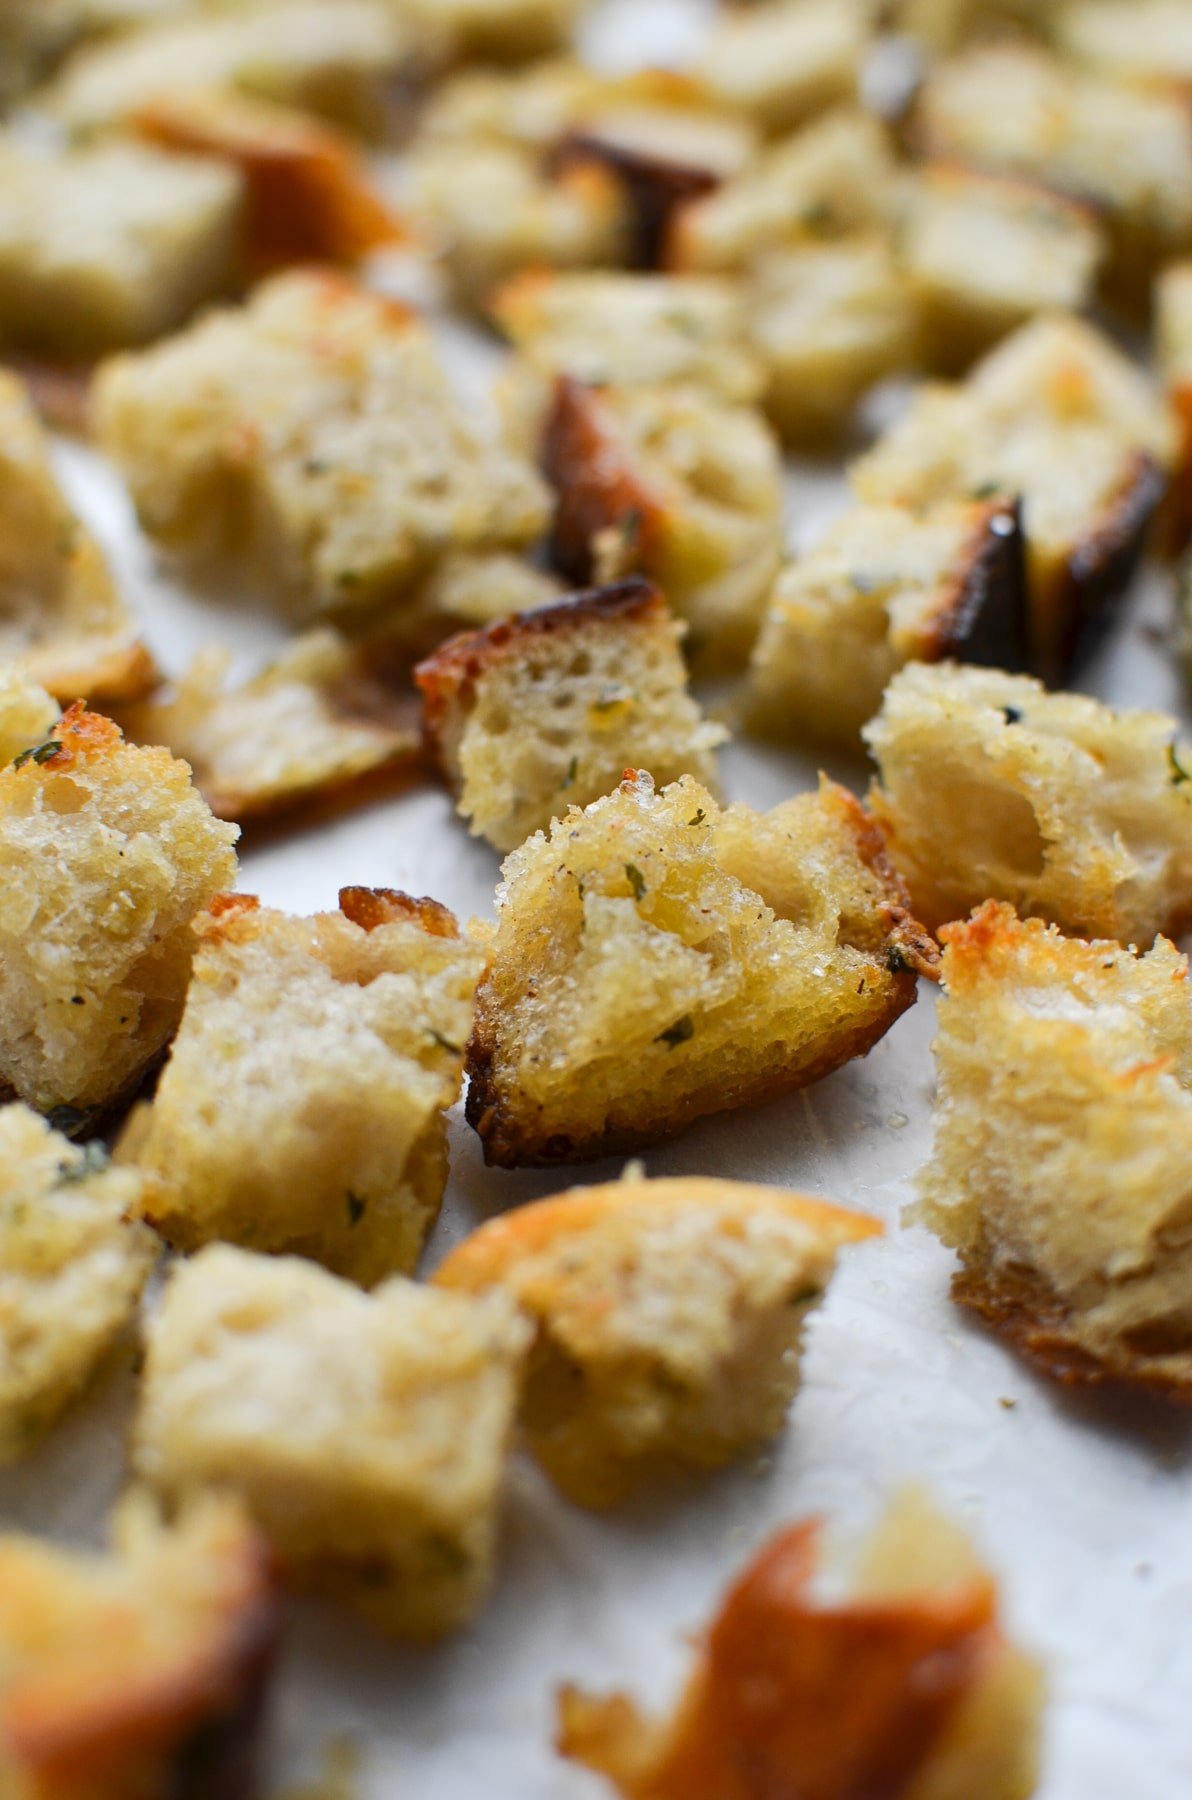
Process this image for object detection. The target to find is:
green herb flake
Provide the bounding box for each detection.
[55,1141,110,1186]
[970,480,1002,501]
[688,808,706,827]
[561,754,579,790]
[1002,706,1022,725]
[655,1013,694,1049]
[346,1191,367,1227]
[886,943,913,975]
[1170,742,1192,786]
[12,737,62,771]
[427,1028,461,1054]
[625,862,647,901]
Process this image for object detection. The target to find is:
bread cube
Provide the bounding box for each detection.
[542,376,784,668]
[745,497,1029,747]
[851,314,1173,680]
[416,578,726,852]
[435,1176,880,1507]
[403,0,587,63]
[133,1245,531,1637]
[120,888,483,1284]
[0,703,238,1121]
[0,370,155,705]
[466,769,935,1166]
[866,663,1192,943]
[915,902,1192,1396]
[559,1489,1044,1800]
[0,1103,156,1463]
[369,550,564,663]
[415,55,606,152]
[697,0,868,136]
[0,670,59,768]
[0,1492,278,1800]
[1156,259,1192,546]
[1055,0,1192,93]
[93,271,550,627]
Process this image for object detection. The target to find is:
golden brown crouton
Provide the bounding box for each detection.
[120,888,483,1285]
[0,670,59,767]
[466,770,935,1167]
[0,1491,278,1800]
[0,370,155,705]
[0,1103,156,1463]
[0,704,239,1121]
[133,1244,531,1638]
[93,271,550,628]
[915,903,1192,1397]
[415,578,726,853]
[745,498,1029,747]
[558,1489,1044,1800]
[695,0,868,137]
[435,1176,880,1507]
[865,662,1192,943]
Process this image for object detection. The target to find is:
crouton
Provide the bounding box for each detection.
[0,703,239,1120]
[466,769,935,1166]
[542,376,784,668]
[890,0,1052,51]
[696,0,868,136]
[366,550,565,665]
[119,888,483,1285]
[0,670,59,768]
[0,370,155,705]
[93,270,550,627]
[1055,0,1192,94]
[1156,259,1192,545]
[435,1176,880,1507]
[558,1489,1044,1800]
[865,663,1192,943]
[416,578,726,852]
[0,1103,156,1463]
[403,0,587,63]
[0,1491,278,1800]
[133,1244,531,1637]
[915,902,1192,1396]
[117,630,420,825]
[900,165,1106,373]
[745,497,1029,747]
[851,314,1173,680]
[415,55,605,152]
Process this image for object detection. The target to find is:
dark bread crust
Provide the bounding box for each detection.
[541,376,663,587]
[554,130,720,269]
[921,497,1032,674]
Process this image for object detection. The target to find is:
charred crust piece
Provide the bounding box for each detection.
[338,885,461,937]
[935,497,1031,672]
[542,378,661,585]
[555,130,720,268]
[1052,450,1167,681]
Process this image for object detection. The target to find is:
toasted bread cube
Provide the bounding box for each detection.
[915,902,1192,1396]
[133,1245,531,1637]
[416,578,726,852]
[0,1492,278,1800]
[0,704,238,1120]
[749,233,918,444]
[697,0,867,136]
[93,271,550,627]
[1055,0,1192,93]
[900,165,1106,372]
[120,888,483,1284]
[117,630,419,825]
[403,0,586,63]
[1157,259,1192,545]
[559,1490,1044,1800]
[0,371,155,705]
[851,314,1173,679]
[866,663,1192,943]
[745,498,1029,747]
[466,770,935,1166]
[0,1104,156,1463]
[415,55,606,152]
[0,670,59,767]
[542,376,784,668]
[435,1176,880,1507]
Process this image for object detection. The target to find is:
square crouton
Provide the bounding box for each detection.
[0,370,156,705]
[1055,0,1192,93]
[744,497,1029,747]
[851,314,1173,680]
[415,578,726,852]
[915,902,1192,1397]
[1157,259,1192,546]
[0,1492,278,1800]
[93,270,550,628]
[696,0,869,137]
[0,670,59,768]
[559,1489,1044,1800]
[435,1176,880,1507]
[119,888,483,1285]
[0,1103,156,1463]
[865,662,1192,943]
[542,375,785,669]
[466,770,936,1166]
[0,703,239,1121]
[133,1244,531,1637]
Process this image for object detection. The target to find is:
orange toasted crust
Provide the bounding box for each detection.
[195,886,460,945]
[542,377,666,587]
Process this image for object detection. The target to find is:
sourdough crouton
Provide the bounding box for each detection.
[0,1103,156,1463]
[435,1176,880,1507]
[1055,0,1192,93]
[403,0,587,63]
[0,703,238,1120]
[0,370,155,704]
[466,770,935,1166]
[133,1245,531,1637]
[851,314,1173,679]
[93,271,550,627]
[0,670,59,768]
[542,376,784,668]
[416,578,726,852]
[745,498,1028,747]
[118,630,420,824]
[915,902,1192,1396]
[1157,259,1192,545]
[697,0,868,136]
[119,888,482,1285]
[558,1489,1044,1800]
[0,1492,277,1800]
[865,663,1192,942]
